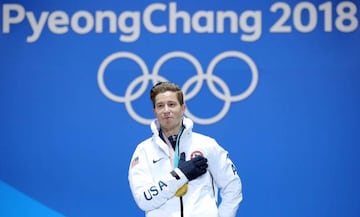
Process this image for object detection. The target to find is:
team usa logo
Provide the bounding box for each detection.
[190,150,203,159]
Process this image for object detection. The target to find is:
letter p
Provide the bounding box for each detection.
[2,4,25,33]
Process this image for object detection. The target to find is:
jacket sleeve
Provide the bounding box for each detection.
[128,146,188,211]
[207,139,243,217]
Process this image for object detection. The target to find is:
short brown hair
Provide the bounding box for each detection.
[150,81,184,108]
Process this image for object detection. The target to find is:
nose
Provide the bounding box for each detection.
[163,104,170,112]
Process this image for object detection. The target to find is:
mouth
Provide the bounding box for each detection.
[163,115,174,121]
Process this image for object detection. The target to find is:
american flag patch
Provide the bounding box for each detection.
[131,156,139,168]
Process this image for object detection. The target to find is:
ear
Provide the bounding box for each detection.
[182,104,186,113]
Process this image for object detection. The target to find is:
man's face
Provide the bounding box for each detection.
[153,91,186,134]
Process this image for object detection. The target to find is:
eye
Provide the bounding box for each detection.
[156,104,164,109]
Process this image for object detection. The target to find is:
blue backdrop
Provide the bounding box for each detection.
[1,0,360,217]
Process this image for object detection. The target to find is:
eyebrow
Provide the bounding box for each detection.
[155,100,177,105]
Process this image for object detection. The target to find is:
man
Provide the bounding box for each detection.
[128,81,243,217]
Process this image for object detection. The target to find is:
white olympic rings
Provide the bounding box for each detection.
[97,51,259,125]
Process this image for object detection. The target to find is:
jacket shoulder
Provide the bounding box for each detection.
[191,132,216,144]
[133,137,153,152]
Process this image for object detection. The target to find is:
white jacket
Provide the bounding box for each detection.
[128,117,243,217]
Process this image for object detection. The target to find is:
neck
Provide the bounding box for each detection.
[162,128,179,138]
[161,123,184,138]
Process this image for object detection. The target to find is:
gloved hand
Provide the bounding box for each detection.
[178,152,208,181]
